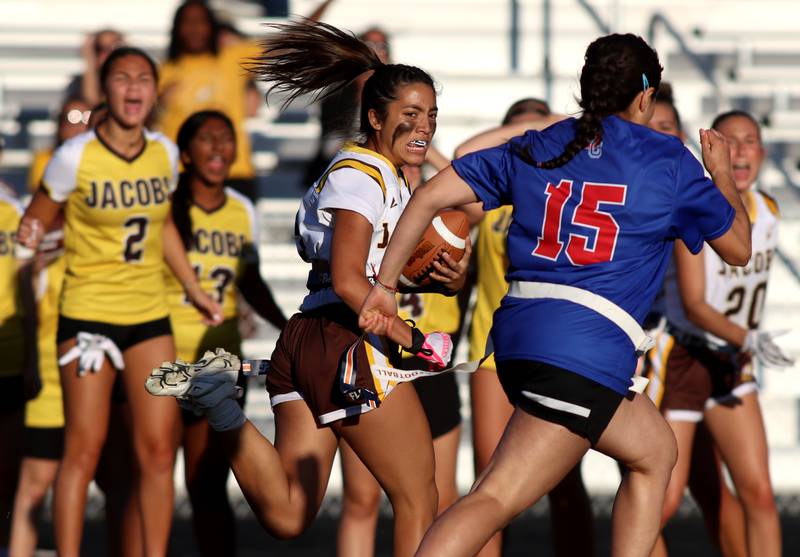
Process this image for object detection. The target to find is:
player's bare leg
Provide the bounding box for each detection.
[704,392,781,557]
[337,440,382,557]
[687,424,747,557]
[334,382,437,557]
[596,394,677,557]
[120,335,179,557]
[470,368,513,557]
[95,401,144,557]
[223,399,339,537]
[53,338,116,557]
[416,407,589,556]
[183,417,237,557]
[433,424,461,513]
[9,457,59,555]
[649,419,697,557]
[549,462,595,557]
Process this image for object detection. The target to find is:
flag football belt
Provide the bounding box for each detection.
[505,280,652,394]
[507,281,655,356]
[336,334,457,407]
[664,322,738,355]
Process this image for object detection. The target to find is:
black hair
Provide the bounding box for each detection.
[522,33,662,169]
[99,46,159,91]
[250,19,434,142]
[167,0,220,61]
[502,97,551,125]
[655,82,682,132]
[172,110,236,249]
[711,109,762,140]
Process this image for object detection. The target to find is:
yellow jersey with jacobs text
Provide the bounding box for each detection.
[468,206,513,369]
[42,129,178,324]
[165,188,258,324]
[0,192,24,378]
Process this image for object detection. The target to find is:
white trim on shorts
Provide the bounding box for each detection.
[522,390,591,418]
[318,403,377,425]
[705,381,759,410]
[270,391,304,407]
[665,409,703,423]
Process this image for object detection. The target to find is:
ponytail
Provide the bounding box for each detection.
[251,20,434,141]
[251,19,382,111]
[171,172,193,250]
[521,33,662,169]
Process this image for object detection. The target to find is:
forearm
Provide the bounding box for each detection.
[684,302,748,347]
[239,269,288,330]
[335,274,412,347]
[711,170,752,260]
[163,217,199,289]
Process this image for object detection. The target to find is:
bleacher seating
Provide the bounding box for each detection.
[2,0,799,506]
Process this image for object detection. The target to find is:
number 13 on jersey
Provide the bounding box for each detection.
[532,180,627,265]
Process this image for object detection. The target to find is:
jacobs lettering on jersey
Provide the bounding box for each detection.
[718,248,773,278]
[0,231,16,255]
[192,228,247,257]
[85,177,170,209]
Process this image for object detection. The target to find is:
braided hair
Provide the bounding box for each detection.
[522,34,662,169]
[250,19,434,142]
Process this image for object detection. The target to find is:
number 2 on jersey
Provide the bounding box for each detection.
[532,180,626,265]
[123,216,149,262]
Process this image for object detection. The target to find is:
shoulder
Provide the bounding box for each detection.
[53,130,95,163]
[145,130,178,155]
[225,187,256,219]
[756,189,780,217]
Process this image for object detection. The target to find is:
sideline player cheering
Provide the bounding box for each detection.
[359,33,751,556]
[146,20,467,557]
[16,46,221,557]
[168,109,287,556]
[648,109,788,557]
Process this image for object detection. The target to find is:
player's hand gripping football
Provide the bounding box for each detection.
[699,128,732,178]
[429,235,472,292]
[358,283,399,336]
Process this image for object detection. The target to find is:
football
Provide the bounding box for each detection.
[399,209,469,289]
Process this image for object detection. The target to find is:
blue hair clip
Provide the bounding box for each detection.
[642,73,650,92]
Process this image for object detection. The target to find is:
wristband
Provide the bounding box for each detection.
[372,274,398,294]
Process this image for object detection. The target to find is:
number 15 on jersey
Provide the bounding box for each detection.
[532,180,627,266]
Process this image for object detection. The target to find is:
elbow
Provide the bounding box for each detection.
[723,241,752,267]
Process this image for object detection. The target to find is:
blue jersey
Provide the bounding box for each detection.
[452,116,735,394]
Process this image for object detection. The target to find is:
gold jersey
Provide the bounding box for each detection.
[26,253,66,428]
[0,192,24,378]
[165,188,257,361]
[398,292,461,342]
[42,129,178,324]
[468,206,513,369]
[157,41,260,180]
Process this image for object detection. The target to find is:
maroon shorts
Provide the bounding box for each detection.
[266,305,402,425]
[644,332,757,422]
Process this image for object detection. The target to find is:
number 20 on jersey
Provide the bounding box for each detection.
[532,180,627,266]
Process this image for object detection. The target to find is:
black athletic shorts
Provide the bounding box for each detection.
[57,315,172,352]
[24,427,64,460]
[403,355,462,439]
[0,375,25,414]
[497,359,630,447]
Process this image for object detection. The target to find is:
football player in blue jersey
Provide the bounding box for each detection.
[360,33,752,556]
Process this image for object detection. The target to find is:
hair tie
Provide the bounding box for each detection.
[642,73,650,92]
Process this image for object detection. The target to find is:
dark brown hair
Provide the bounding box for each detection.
[250,19,434,141]
[521,33,662,169]
[172,110,236,249]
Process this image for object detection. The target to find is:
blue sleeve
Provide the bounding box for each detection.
[451,142,514,211]
[669,148,735,254]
